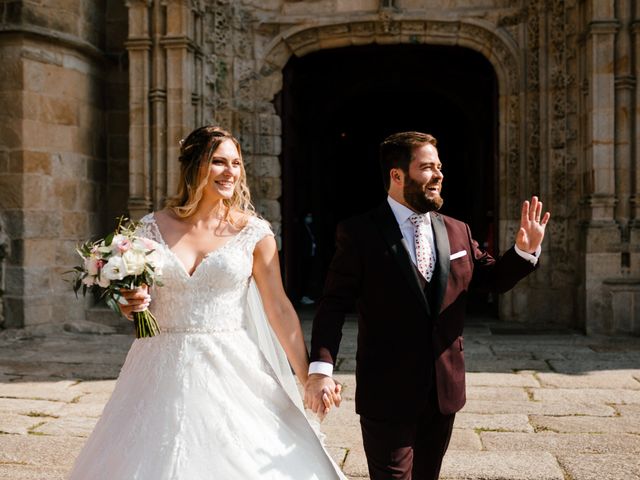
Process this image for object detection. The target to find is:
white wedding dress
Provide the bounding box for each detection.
[68,214,345,480]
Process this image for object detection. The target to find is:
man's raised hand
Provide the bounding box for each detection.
[516,196,551,254]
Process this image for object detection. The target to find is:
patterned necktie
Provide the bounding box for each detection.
[409,213,435,282]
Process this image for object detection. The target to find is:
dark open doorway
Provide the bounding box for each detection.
[276,44,498,315]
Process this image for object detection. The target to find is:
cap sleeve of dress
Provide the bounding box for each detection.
[245,216,274,251]
[134,213,162,243]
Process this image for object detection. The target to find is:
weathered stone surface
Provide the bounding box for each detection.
[536,372,640,389]
[341,445,368,478]
[0,435,84,467]
[0,465,68,480]
[0,398,64,417]
[557,454,640,480]
[481,432,640,454]
[32,415,98,437]
[0,380,77,402]
[529,414,640,434]
[466,372,540,388]
[454,413,534,432]
[448,428,482,451]
[63,321,117,335]
[531,388,640,404]
[0,413,43,435]
[440,451,564,480]
[466,386,529,401]
[461,400,614,416]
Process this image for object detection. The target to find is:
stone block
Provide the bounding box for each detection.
[461,399,614,416]
[0,397,64,417]
[10,150,53,175]
[255,134,281,155]
[481,431,640,454]
[53,179,78,210]
[0,464,68,479]
[0,434,84,468]
[0,413,40,435]
[0,380,77,402]
[22,120,73,151]
[24,303,53,326]
[529,414,640,434]
[440,451,564,480]
[37,95,78,126]
[466,372,540,388]
[454,413,534,432]
[22,239,56,267]
[466,386,529,401]
[557,454,640,480]
[254,199,280,223]
[0,121,23,149]
[254,177,282,200]
[448,428,482,450]
[537,371,640,389]
[341,445,368,478]
[531,388,640,404]
[22,174,53,209]
[62,212,89,238]
[32,415,98,437]
[0,174,23,209]
[0,91,24,119]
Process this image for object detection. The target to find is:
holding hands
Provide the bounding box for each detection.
[304,374,342,420]
[516,196,551,254]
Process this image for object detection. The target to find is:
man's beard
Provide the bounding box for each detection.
[403,174,444,213]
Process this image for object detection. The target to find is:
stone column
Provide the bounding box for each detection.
[581,0,622,333]
[631,5,640,239]
[125,0,153,220]
[161,0,198,200]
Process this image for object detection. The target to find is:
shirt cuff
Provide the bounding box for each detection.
[514,244,541,265]
[308,361,334,377]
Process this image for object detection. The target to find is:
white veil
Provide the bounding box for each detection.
[244,279,306,413]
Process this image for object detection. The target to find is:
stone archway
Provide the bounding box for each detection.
[257,18,526,319]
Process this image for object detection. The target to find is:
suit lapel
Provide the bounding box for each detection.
[430,212,450,316]
[373,203,431,316]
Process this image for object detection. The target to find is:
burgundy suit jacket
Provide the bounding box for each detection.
[310,202,537,421]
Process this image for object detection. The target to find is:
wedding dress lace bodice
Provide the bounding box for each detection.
[137,213,271,333]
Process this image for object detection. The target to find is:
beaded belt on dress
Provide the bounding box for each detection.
[160,326,245,334]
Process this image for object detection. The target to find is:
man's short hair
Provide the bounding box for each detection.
[379,132,438,191]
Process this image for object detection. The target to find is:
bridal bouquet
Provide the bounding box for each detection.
[68,217,164,338]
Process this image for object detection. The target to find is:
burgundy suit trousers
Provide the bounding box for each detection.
[359,389,455,480]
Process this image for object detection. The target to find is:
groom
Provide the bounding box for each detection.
[304,131,550,479]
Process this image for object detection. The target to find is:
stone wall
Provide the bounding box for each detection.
[0,0,117,329]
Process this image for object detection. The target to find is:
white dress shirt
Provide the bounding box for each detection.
[308,196,540,377]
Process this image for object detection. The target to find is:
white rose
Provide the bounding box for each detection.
[102,256,127,281]
[122,250,146,276]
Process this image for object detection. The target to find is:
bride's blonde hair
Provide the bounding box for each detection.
[166,126,255,224]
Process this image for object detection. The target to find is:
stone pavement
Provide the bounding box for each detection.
[0,318,639,480]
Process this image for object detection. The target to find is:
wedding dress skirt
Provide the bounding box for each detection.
[68,214,345,480]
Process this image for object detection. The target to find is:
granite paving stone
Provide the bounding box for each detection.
[531,387,640,404]
[0,323,639,480]
[557,454,640,480]
[481,431,640,454]
[529,414,640,434]
[440,451,564,480]
[454,413,534,432]
[536,371,640,389]
[461,399,615,416]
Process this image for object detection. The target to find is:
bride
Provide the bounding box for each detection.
[68,126,345,479]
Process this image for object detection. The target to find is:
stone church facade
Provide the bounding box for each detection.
[0,0,638,335]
